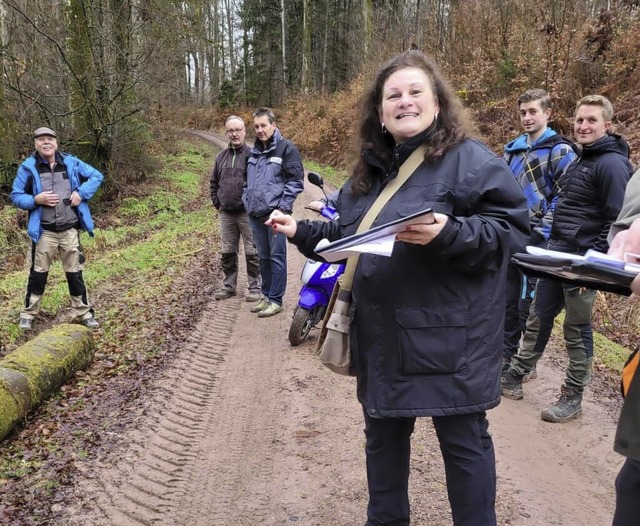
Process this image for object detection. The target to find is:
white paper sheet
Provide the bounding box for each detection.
[315,234,397,262]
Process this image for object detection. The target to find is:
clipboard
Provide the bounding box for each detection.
[511,251,636,296]
[315,207,435,261]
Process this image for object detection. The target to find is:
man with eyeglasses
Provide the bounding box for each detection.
[210,115,261,302]
[242,107,304,317]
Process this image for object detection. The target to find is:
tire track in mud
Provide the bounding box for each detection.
[61,131,348,526]
[67,296,260,525]
[171,298,283,526]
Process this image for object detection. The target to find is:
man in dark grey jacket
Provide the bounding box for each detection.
[242,107,304,317]
[210,115,261,302]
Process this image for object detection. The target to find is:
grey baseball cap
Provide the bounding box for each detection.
[33,127,57,138]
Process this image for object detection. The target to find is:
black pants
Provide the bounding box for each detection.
[363,410,496,526]
[503,262,536,362]
[613,457,640,526]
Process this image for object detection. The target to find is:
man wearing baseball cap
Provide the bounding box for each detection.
[10,126,104,330]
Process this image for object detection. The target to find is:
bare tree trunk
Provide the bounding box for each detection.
[225,0,235,82]
[206,0,219,105]
[67,0,101,162]
[301,0,311,92]
[321,0,330,91]
[363,0,372,60]
[281,0,287,96]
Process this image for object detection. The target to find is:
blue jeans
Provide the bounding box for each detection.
[249,215,287,306]
[503,262,537,363]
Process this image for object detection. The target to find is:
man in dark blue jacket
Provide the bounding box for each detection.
[242,107,304,317]
[502,95,633,422]
[10,127,104,331]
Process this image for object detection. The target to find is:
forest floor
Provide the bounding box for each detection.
[0,132,628,526]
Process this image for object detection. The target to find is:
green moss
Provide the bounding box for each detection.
[2,325,94,402]
[0,385,21,440]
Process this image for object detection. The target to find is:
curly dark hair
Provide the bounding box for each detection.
[351,50,476,194]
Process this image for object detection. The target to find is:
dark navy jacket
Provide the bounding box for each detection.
[242,128,304,218]
[291,138,529,418]
[550,133,632,254]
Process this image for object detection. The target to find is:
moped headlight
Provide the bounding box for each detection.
[320,264,342,280]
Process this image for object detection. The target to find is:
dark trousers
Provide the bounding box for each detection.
[613,457,640,526]
[511,278,596,391]
[503,262,536,362]
[363,410,496,526]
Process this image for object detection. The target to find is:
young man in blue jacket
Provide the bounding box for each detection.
[242,108,304,317]
[502,89,577,376]
[10,127,104,331]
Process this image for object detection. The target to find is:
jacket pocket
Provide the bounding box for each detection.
[337,205,366,230]
[396,304,468,375]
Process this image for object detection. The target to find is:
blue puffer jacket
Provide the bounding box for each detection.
[242,128,304,217]
[10,152,104,243]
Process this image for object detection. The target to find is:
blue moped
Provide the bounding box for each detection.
[288,173,345,346]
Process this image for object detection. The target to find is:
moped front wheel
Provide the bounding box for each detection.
[289,306,317,346]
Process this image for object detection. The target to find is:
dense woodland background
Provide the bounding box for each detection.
[1,0,639,212]
[0,1,639,360]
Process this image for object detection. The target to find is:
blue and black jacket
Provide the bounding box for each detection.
[10,152,104,243]
[242,128,304,219]
[504,128,577,243]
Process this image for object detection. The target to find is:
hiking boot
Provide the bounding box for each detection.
[250,297,269,313]
[214,289,236,300]
[501,371,524,400]
[257,302,283,318]
[541,386,582,423]
[523,366,538,383]
[19,317,33,331]
[245,292,261,302]
[82,316,100,329]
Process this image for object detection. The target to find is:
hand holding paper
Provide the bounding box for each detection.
[315,208,435,262]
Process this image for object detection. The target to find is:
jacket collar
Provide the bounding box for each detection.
[252,128,282,154]
[504,128,558,154]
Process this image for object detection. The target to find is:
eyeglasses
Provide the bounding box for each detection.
[226,128,245,135]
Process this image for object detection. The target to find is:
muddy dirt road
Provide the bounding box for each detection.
[62,132,625,525]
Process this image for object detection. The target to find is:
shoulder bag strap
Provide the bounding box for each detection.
[341,144,428,289]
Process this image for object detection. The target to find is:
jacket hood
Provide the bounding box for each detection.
[504,128,558,154]
[581,133,630,159]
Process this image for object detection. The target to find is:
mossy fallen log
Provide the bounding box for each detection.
[0,323,95,442]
